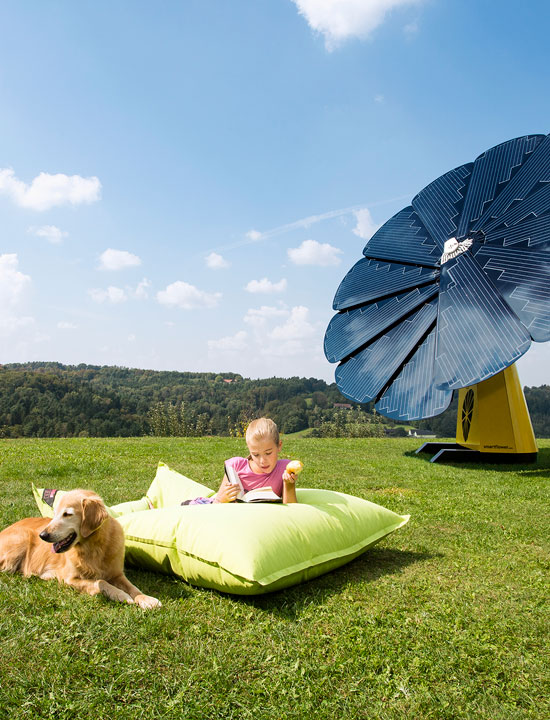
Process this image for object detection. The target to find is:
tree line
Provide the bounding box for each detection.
[0,362,370,438]
[1,362,549,438]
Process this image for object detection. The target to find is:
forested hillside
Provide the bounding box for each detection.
[524,385,550,438]
[0,362,355,438]
[1,362,549,438]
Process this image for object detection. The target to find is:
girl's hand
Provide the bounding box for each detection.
[215,477,240,503]
[283,470,297,485]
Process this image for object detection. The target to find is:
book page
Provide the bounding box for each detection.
[224,461,245,499]
[242,487,281,503]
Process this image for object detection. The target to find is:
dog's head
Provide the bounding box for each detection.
[39,490,109,553]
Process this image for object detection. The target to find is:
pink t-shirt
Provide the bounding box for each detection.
[225,456,291,498]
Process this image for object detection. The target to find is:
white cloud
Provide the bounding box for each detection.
[208,330,248,352]
[28,225,68,244]
[404,20,419,35]
[268,306,318,356]
[270,306,315,341]
[205,252,230,269]
[246,229,263,241]
[374,94,385,104]
[353,208,380,240]
[57,321,78,330]
[288,239,343,266]
[0,168,101,211]
[253,305,317,356]
[292,0,422,50]
[245,278,287,294]
[89,286,127,304]
[133,278,151,299]
[0,254,33,335]
[89,278,149,304]
[208,304,329,377]
[0,254,31,308]
[244,305,289,328]
[157,281,221,309]
[0,314,35,335]
[99,248,142,271]
[212,305,318,358]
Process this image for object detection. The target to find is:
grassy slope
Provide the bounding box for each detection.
[0,437,548,720]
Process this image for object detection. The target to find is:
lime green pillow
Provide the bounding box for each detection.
[141,461,215,509]
[32,462,409,595]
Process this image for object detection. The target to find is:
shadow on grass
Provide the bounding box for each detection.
[518,447,550,477]
[250,546,437,618]
[125,567,194,601]
[206,545,433,618]
[124,545,436,610]
[405,445,550,474]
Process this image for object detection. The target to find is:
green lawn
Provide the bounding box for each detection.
[0,437,548,719]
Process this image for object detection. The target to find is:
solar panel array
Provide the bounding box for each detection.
[324,134,550,420]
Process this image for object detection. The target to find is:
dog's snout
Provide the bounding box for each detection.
[39,529,50,542]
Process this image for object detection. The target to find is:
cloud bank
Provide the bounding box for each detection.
[245,278,288,294]
[209,304,319,360]
[288,239,342,266]
[0,254,33,335]
[0,168,101,211]
[29,225,69,244]
[89,286,128,304]
[292,0,422,50]
[157,281,222,309]
[353,208,380,240]
[205,252,230,269]
[99,249,142,271]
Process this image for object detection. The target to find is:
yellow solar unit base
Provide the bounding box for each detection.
[416,364,538,464]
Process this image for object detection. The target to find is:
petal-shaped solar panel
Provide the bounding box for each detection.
[361,207,440,266]
[325,134,550,420]
[325,284,438,363]
[376,328,452,421]
[412,163,473,249]
[434,251,532,389]
[483,214,550,250]
[334,300,438,405]
[471,244,550,342]
[332,257,438,310]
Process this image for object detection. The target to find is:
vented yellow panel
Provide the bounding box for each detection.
[455,364,537,454]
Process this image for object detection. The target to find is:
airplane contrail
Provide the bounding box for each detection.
[205,193,412,255]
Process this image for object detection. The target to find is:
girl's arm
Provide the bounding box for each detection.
[282,470,298,504]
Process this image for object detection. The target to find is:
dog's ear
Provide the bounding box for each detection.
[80,497,109,538]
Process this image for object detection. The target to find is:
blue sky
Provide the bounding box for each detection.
[1,0,549,385]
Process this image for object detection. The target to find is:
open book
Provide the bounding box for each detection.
[224,462,281,503]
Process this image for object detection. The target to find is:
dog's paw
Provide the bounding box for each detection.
[134,593,162,610]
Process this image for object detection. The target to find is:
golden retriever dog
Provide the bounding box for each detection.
[0,489,161,609]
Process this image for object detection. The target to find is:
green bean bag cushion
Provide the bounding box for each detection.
[32,462,409,595]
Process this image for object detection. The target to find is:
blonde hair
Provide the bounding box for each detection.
[245,417,280,446]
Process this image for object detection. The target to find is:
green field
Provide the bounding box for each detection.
[0,437,548,719]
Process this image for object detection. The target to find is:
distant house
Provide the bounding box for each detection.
[333,403,353,409]
[408,429,436,439]
[223,379,234,384]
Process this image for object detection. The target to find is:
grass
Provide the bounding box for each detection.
[0,436,548,719]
